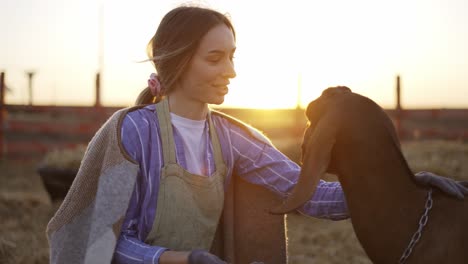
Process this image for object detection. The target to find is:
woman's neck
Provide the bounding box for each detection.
[167,93,208,120]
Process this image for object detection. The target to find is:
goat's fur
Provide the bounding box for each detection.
[272,87,468,263]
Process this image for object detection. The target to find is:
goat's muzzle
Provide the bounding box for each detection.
[270,86,351,214]
[270,111,339,214]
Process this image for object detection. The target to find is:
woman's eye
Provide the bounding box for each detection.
[208,57,221,63]
[207,55,234,63]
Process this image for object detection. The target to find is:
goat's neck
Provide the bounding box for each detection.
[337,147,429,263]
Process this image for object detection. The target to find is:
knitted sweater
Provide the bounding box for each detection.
[46,107,140,263]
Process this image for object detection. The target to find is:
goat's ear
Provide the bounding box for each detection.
[270,112,338,214]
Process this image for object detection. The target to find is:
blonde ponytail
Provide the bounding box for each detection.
[135,87,166,105]
[135,87,155,105]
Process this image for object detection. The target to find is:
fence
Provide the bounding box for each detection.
[1,71,468,161]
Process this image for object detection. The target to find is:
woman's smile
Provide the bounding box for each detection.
[213,84,229,96]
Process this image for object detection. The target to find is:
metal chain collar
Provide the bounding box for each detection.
[399,188,433,264]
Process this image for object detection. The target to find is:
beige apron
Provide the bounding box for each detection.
[144,98,227,251]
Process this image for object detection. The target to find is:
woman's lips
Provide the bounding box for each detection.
[218,86,228,95]
[213,84,229,95]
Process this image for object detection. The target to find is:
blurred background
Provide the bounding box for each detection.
[1,0,467,263]
[1,0,468,108]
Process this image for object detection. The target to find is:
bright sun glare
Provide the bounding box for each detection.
[220,0,403,109]
[95,0,407,109]
[2,0,468,109]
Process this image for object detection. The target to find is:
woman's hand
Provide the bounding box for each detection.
[159,251,191,264]
[159,249,226,264]
[188,249,227,264]
[414,171,468,199]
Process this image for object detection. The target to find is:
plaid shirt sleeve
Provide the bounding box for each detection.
[113,233,168,264]
[229,124,349,220]
[113,112,169,264]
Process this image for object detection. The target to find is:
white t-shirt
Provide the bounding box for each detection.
[170,113,208,176]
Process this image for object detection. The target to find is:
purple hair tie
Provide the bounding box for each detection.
[148,73,162,96]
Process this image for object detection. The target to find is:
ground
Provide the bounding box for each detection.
[0,140,467,263]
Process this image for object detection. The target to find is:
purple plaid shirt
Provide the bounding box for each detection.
[112,105,348,264]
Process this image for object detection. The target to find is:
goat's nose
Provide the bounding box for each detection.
[322,86,352,97]
[336,86,351,92]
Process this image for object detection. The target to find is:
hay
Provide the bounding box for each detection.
[39,145,87,170]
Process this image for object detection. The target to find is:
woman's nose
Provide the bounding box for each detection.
[224,60,236,79]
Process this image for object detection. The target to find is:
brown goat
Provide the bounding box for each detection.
[272,87,468,263]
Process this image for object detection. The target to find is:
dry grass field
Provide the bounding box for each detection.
[0,140,467,264]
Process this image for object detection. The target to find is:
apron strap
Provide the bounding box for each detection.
[155,98,177,165]
[208,112,225,171]
[156,98,225,169]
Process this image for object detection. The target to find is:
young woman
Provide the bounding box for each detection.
[47,5,467,264]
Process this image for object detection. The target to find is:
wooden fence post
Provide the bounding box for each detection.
[26,71,35,106]
[0,72,5,160]
[395,75,403,139]
[95,72,101,107]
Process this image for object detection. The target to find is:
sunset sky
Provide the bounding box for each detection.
[1,0,468,109]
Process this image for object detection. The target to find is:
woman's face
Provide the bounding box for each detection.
[175,24,236,105]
